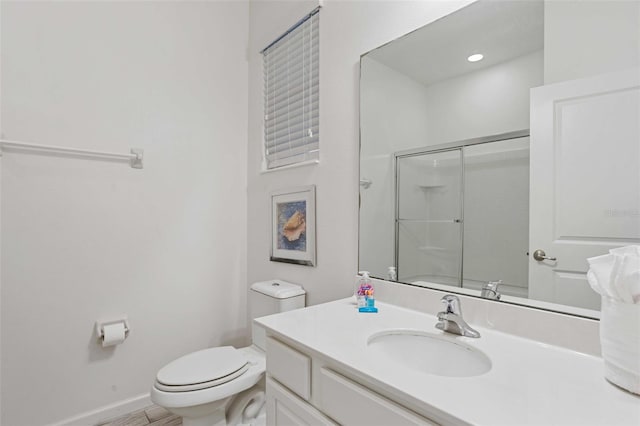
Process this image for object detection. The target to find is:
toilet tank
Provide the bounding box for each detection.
[250,280,305,350]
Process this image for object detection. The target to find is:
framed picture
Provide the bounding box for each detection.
[270,185,316,266]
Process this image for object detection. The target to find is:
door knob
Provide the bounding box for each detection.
[533,249,557,261]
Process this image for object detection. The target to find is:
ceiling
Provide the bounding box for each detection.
[366,0,544,87]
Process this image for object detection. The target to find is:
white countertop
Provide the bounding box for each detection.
[255,298,640,426]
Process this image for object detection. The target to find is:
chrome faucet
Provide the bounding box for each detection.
[481,280,502,300]
[435,295,480,338]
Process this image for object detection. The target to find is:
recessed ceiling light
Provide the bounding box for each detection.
[467,53,484,62]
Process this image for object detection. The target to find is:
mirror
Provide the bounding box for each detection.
[359,0,640,317]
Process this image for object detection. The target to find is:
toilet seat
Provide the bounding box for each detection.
[151,345,266,409]
[155,364,249,392]
[155,347,249,392]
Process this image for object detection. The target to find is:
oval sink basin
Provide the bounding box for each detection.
[367,329,491,377]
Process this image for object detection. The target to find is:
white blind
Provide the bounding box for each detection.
[263,9,319,170]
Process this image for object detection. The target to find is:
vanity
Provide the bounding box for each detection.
[254,1,640,424]
[256,296,640,426]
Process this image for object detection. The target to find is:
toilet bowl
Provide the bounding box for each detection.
[151,345,266,426]
[151,280,306,426]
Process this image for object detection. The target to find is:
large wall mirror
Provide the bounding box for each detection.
[359,0,640,317]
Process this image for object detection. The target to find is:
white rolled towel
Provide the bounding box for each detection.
[594,246,640,395]
[587,246,640,304]
[610,246,640,304]
[616,253,640,304]
[586,254,617,299]
[601,296,640,394]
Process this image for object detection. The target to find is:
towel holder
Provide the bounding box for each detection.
[0,139,144,169]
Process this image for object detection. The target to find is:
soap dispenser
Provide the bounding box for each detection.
[355,271,371,308]
[356,271,378,313]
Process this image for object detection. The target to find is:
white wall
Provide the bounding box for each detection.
[360,57,431,279]
[247,0,473,306]
[423,51,542,144]
[544,0,640,84]
[1,2,248,425]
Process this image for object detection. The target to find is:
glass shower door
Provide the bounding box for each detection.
[395,149,463,286]
[462,137,530,296]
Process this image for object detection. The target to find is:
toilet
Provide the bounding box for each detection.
[151,280,306,426]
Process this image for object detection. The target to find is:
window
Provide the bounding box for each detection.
[263,8,319,170]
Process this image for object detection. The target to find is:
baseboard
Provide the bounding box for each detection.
[50,393,151,426]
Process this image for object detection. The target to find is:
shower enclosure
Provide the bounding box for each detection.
[394,132,530,297]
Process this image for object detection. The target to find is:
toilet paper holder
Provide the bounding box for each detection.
[95,317,130,344]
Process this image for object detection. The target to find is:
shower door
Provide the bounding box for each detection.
[395,149,463,285]
[394,133,530,294]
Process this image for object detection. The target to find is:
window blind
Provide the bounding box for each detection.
[263,8,319,170]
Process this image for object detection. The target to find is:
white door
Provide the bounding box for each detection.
[529,68,640,310]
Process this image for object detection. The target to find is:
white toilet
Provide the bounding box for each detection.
[151,280,306,426]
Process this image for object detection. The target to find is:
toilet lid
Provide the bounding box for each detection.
[156,346,248,388]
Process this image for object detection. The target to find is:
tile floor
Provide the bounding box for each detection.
[99,405,181,426]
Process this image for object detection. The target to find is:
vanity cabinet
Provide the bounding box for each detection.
[265,336,438,426]
[266,377,336,426]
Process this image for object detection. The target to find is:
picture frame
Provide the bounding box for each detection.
[270,185,316,266]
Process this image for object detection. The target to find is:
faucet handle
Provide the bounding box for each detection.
[441,294,462,315]
[481,280,502,300]
[486,280,502,290]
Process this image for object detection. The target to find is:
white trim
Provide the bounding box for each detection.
[260,159,319,174]
[50,393,151,426]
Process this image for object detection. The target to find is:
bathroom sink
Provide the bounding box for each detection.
[367,329,491,377]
